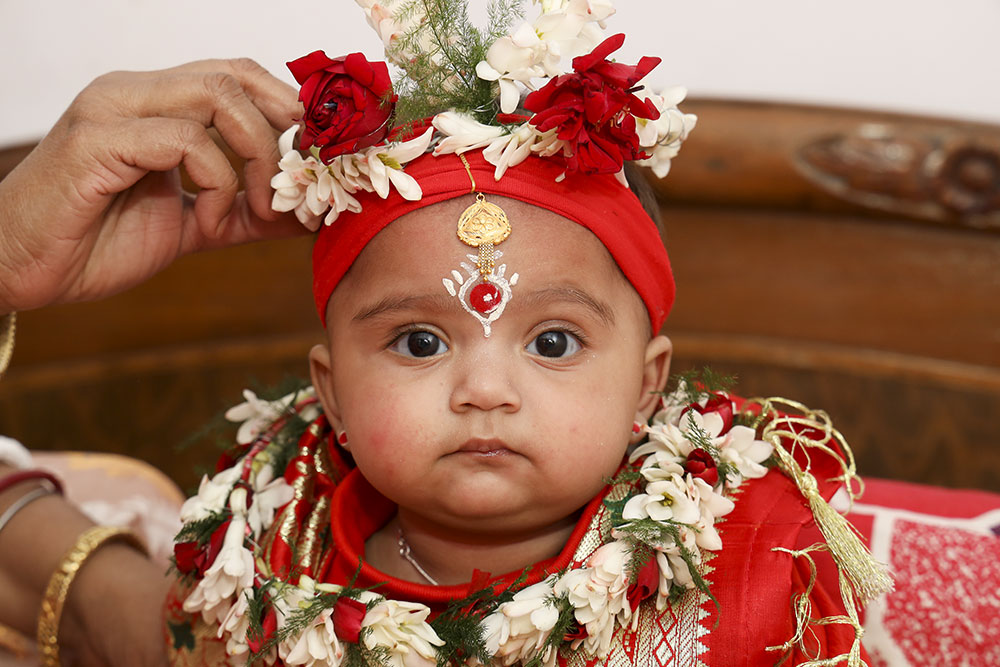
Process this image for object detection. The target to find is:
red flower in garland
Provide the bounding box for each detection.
[524,33,660,174]
[288,50,397,163]
[564,623,589,641]
[626,555,661,612]
[682,392,735,436]
[332,596,368,642]
[172,540,202,576]
[173,518,231,577]
[684,448,720,487]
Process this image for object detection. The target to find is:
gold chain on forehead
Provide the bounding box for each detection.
[456,155,510,280]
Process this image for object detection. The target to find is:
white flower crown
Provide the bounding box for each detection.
[270,0,697,230]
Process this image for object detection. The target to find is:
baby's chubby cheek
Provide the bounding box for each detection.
[346,389,439,477]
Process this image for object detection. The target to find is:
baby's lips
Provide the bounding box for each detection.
[456,437,514,455]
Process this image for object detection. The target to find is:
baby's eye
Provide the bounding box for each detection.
[526,330,582,358]
[390,330,449,358]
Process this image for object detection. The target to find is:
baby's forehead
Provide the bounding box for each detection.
[351,195,622,275]
[325,196,646,330]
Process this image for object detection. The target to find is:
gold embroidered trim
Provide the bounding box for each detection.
[297,441,334,572]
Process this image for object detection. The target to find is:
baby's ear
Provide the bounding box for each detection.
[637,334,672,419]
[308,343,343,430]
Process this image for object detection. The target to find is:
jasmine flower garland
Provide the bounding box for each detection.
[174,383,773,666]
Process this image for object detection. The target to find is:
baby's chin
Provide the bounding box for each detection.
[386,471,602,536]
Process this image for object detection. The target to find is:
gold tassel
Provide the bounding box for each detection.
[767,545,867,667]
[751,397,894,666]
[755,398,895,607]
[767,545,819,664]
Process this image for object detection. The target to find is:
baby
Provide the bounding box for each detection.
[314,174,684,579]
[309,193,672,585]
[165,2,886,665]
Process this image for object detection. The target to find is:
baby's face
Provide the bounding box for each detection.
[310,196,671,535]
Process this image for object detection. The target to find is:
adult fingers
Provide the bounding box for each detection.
[103,116,239,239]
[173,57,300,130]
[93,58,300,132]
[211,57,301,130]
[99,69,284,221]
[171,59,302,219]
[178,189,310,257]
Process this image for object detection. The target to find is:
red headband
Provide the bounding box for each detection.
[312,151,674,331]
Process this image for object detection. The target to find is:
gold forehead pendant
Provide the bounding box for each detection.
[441,156,519,337]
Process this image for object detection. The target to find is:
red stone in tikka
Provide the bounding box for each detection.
[470,282,502,314]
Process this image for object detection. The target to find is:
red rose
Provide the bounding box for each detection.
[684,448,720,487]
[524,33,660,174]
[626,555,660,612]
[288,50,397,163]
[332,596,368,642]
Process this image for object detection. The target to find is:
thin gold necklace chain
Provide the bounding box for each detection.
[396,527,440,586]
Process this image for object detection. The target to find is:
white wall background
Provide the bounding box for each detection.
[1,0,997,147]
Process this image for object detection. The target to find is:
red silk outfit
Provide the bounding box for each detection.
[165,412,867,666]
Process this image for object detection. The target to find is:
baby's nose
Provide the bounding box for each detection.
[447,350,521,414]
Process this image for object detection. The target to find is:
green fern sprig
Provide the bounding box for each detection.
[390,0,524,127]
[668,367,738,405]
[245,582,376,663]
[524,596,576,667]
[428,606,491,666]
[244,582,275,659]
[614,519,716,609]
[174,510,229,546]
[429,570,531,665]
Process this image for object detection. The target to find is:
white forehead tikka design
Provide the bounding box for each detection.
[442,156,518,337]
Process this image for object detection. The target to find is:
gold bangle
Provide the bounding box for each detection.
[36,525,147,667]
[0,622,30,659]
[0,312,14,379]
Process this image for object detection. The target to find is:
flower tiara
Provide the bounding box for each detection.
[270,0,697,231]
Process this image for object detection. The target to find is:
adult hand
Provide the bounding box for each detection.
[0,464,173,667]
[0,58,306,313]
[59,544,172,667]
